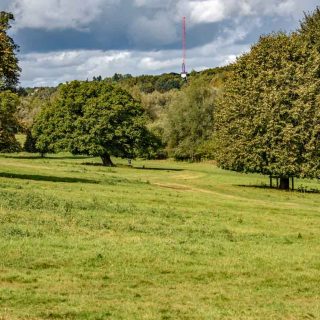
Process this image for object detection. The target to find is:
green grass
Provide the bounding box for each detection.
[0,153,319,319]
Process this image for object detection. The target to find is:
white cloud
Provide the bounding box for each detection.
[8,0,110,30]
[176,0,319,25]
[138,57,181,71]
[20,50,132,86]
[188,0,228,24]
[224,54,237,64]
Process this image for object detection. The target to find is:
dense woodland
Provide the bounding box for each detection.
[20,66,230,163]
[1,8,320,189]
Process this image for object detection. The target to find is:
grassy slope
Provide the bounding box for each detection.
[0,154,319,320]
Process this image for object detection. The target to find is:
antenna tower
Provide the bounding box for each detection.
[181,16,187,80]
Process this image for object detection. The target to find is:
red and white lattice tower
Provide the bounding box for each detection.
[181,16,187,80]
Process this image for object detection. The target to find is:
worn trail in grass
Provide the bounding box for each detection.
[0,154,320,319]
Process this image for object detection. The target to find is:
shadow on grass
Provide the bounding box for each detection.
[237,184,320,194]
[82,162,105,167]
[135,166,184,172]
[3,155,91,160]
[0,172,98,184]
[81,163,184,172]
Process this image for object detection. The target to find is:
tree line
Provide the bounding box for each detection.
[1,8,320,189]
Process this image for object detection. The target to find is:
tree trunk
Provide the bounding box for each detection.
[279,177,290,190]
[100,154,114,167]
[291,177,294,191]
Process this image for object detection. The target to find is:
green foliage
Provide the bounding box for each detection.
[0,130,20,152]
[0,11,20,91]
[154,73,184,93]
[0,91,20,152]
[17,87,57,129]
[141,90,178,121]
[299,6,320,50]
[103,73,186,94]
[33,81,160,165]
[31,103,56,156]
[110,73,132,82]
[215,28,320,180]
[189,66,232,87]
[164,79,216,161]
[23,129,38,153]
[0,12,22,152]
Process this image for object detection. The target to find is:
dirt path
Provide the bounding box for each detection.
[153,182,319,211]
[153,182,242,201]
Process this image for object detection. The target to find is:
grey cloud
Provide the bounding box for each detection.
[133,0,174,9]
[19,27,250,87]
[8,0,115,30]
[1,0,318,86]
[4,1,318,52]
[129,12,178,46]
[0,0,11,10]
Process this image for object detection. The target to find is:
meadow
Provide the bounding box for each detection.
[0,153,319,319]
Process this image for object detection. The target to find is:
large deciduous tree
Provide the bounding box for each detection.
[0,91,20,152]
[0,12,21,152]
[0,11,20,91]
[215,27,320,188]
[33,81,158,165]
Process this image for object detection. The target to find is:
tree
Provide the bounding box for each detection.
[297,7,320,180]
[31,104,56,157]
[164,79,216,161]
[0,12,21,153]
[18,87,57,129]
[24,129,39,153]
[214,30,320,189]
[299,7,320,51]
[0,91,20,152]
[33,81,159,166]
[18,87,57,156]
[0,12,20,91]
[154,74,183,93]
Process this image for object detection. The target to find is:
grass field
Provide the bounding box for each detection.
[0,153,320,319]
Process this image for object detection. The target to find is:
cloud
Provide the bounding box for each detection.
[138,56,181,71]
[19,26,251,87]
[0,0,11,9]
[187,0,230,24]
[8,0,110,30]
[129,12,178,46]
[1,0,318,86]
[177,0,319,24]
[133,0,171,8]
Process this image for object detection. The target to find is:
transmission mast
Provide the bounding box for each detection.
[181,16,187,80]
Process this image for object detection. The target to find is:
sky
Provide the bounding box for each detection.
[0,0,319,87]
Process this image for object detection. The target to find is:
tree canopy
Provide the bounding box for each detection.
[0,11,20,91]
[0,91,20,152]
[33,81,158,165]
[299,7,320,50]
[215,11,320,188]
